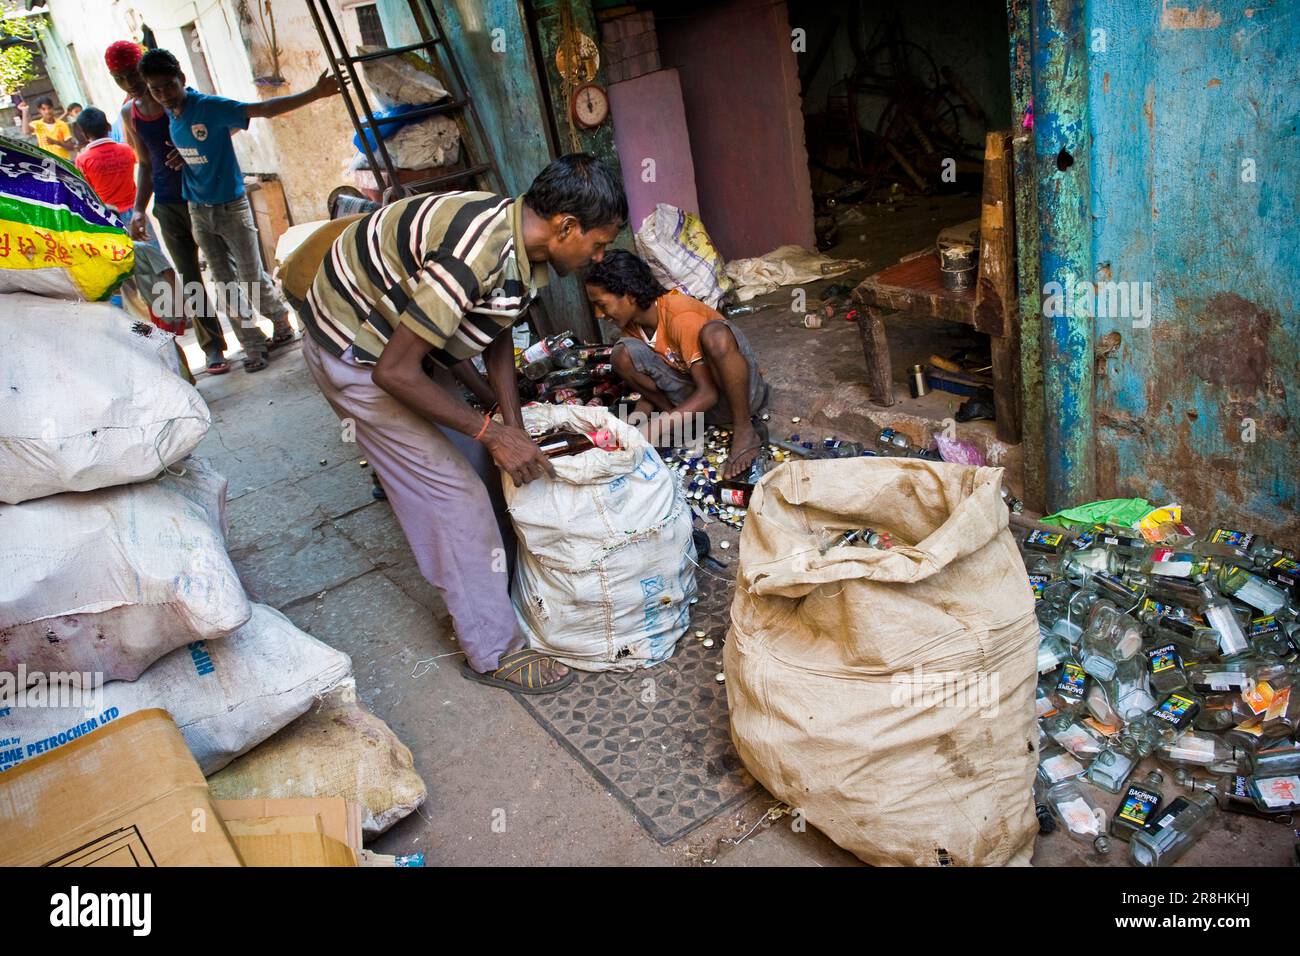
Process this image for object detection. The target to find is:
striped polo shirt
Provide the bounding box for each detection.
[300,191,547,366]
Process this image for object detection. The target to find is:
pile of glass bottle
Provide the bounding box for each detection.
[662,426,968,533]
[1025,520,1300,865]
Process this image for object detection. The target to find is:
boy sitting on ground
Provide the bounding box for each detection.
[584,250,770,478]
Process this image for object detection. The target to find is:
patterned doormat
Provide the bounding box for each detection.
[514,572,757,845]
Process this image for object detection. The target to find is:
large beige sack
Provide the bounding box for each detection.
[724,458,1039,866]
[207,681,426,837]
[0,459,251,681]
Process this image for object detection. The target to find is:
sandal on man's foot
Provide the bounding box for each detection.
[242,349,269,372]
[460,649,575,695]
[206,354,231,375]
[268,328,298,350]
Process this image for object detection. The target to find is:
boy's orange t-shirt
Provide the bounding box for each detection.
[645,290,723,373]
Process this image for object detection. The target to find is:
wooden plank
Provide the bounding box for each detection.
[856,308,895,406]
[976,130,1022,443]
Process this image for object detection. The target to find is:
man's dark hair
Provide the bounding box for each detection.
[139,48,183,79]
[67,102,82,111]
[524,153,627,231]
[35,97,52,109]
[584,249,667,310]
[76,107,110,139]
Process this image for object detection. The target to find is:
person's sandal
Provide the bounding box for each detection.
[206,354,231,375]
[242,349,269,372]
[461,649,575,695]
[268,328,298,350]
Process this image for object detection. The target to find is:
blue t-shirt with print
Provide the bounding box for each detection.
[169,89,248,205]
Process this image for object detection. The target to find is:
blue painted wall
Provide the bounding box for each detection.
[1084,0,1298,538]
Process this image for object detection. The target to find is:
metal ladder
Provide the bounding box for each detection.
[304,0,504,202]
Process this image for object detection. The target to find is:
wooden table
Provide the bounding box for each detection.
[850,130,1022,444]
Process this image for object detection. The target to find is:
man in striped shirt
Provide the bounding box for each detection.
[298,154,626,694]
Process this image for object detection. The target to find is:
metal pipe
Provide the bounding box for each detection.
[1031,0,1095,509]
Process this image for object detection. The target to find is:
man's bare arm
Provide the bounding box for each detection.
[243,71,342,120]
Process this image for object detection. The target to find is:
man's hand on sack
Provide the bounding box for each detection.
[483,421,557,486]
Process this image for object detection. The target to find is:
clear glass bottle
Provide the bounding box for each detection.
[1125,551,1205,579]
[1245,774,1300,815]
[1046,779,1112,855]
[1155,732,1247,774]
[1043,710,1105,757]
[1110,656,1158,722]
[1146,613,1221,658]
[1145,642,1188,694]
[1193,693,1243,732]
[1199,582,1249,656]
[1037,745,1087,786]
[1110,770,1166,842]
[1128,790,1217,866]
[1125,691,1201,753]
[1248,615,1295,659]
[1086,745,1138,793]
[1079,602,1144,681]
[1251,740,1300,778]
[1037,628,1072,675]
[1217,564,1288,615]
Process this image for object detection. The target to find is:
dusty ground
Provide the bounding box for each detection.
[182,195,1294,867]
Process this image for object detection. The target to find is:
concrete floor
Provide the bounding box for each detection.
[182,194,1293,867]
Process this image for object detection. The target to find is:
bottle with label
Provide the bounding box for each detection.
[1024,528,1069,555]
[717,453,769,509]
[1120,691,1201,757]
[1046,780,1111,854]
[1146,613,1221,658]
[1043,710,1105,757]
[1125,549,1209,579]
[1191,528,1255,560]
[1110,770,1166,842]
[1248,614,1294,659]
[1055,659,1089,705]
[1198,582,1250,655]
[1063,559,1147,608]
[519,331,580,380]
[1216,564,1288,615]
[1129,790,1217,866]
[1245,774,1300,815]
[534,430,613,458]
[1037,745,1087,786]
[1037,629,1072,675]
[1253,740,1300,775]
[1079,602,1144,681]
[1145,642,1188,694]
[1086,745,1138,793]
[1025,554,1059,603]
[1155,732,1247,774]
[1186,665,1254,696]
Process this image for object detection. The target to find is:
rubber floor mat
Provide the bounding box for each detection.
[514,572,756,844]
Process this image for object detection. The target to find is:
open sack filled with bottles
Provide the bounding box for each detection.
[504,403,697,672]
[723,456,1040,866]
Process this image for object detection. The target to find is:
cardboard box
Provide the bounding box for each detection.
[0,709,243,867]
[214,797,362,867]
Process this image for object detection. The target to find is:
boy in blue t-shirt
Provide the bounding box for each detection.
[139,47,342,372]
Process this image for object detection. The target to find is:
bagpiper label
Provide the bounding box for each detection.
[1147,643,1181,674]
[1057,663,1086,700]
[1028,573,1051,599]
[1249,615,1280,638]
[1151,693,1197,729]
[1118,786,1161,826]
[1209,528,1254,549]
[1026,530,1065,550]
